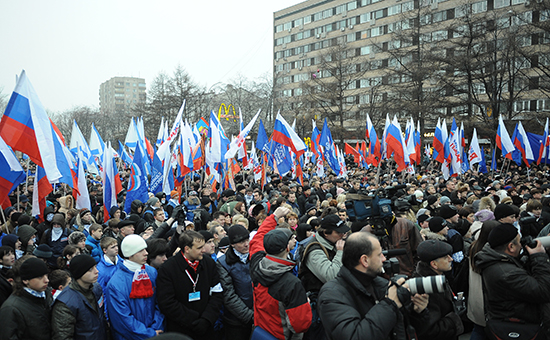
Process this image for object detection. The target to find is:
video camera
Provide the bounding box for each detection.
[345,184,407,239]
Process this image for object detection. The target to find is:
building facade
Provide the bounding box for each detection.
[273,0,550,139]
[99,77,146,114]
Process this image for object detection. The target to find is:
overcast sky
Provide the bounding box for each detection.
[0,0,303,113]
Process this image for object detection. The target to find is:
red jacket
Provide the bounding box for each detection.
[250,214,312,339]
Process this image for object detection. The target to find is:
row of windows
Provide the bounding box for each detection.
[275,1,359,33]
[275,17,539,63]
[275,0,533,47]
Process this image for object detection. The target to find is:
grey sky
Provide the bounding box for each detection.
[0,0,302,113]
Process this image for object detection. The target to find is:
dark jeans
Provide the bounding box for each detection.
[224,321,253,340]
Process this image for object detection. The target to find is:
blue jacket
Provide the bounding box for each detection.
[183,201,200,222]
[97,255,122,294]
[106,261,165,340]
[86,235,102,263]
[55,282,106,339]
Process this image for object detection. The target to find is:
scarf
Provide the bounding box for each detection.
[234,249,249,264]
[51,227,63,242]
[124,260,154,299]
[24,287,46,299]
[182,252,199,272]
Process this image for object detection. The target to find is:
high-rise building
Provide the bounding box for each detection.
[99,77,146,114]
[273,0,549,139]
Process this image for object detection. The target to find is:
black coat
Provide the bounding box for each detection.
[475,243,550,323]
[217,246,254,326]
[318,266,428,340]
[413,262,463,340]
[157,251,223,338]
[0,289,52,340]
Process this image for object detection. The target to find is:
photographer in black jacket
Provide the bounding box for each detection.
[318,232,429,340]
[414,240,464,340]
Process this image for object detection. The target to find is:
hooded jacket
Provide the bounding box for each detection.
[249,214,312,339]
[474,243,550,323]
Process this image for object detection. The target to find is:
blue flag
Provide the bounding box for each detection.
[124,143,149,213]
[272,141,293,176]
[319,118,340,174]
[150,149,163,194]
[256,119,269,153]
[479,147,488,173]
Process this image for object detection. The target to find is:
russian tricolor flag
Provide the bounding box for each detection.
[385,116,407,171]
[538,118,550,165]
[272,113,307,156]
[0,136,26,208]
[496,115,515,160]
[0,70,62,183]
[102,142,122,223]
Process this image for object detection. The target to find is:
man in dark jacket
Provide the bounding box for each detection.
[217,225,254,340]
[318,232,429,340]
[414,240,464,340]
[157,230,223,338]
[474,223,550,326]
[0,257,52,340]
[51,254,106,340]
[249,206,312,339]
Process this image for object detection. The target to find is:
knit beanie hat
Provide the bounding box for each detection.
[79,208,91,218]
[429,216,448,233]
[1,234,19,249]
[33,244,53,259]
[439,205,458,220]
[69,254,97,280]
[263,229,293,255]
[494,204,518,221]
[20,257,49,281]
[228,225,250,244]
[198,230,214,242]
[440,196,452,205]
[121,234,148,258]
[488,223,518,248]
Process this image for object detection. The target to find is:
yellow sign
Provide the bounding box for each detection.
[486,106,492,117]
[304,137,312,148]
[218,103,237,122]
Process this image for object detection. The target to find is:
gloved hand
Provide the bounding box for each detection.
[171,205,183,219]
[191,318,211,335]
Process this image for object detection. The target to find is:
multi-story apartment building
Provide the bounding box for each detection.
[99,77,146,114]
[273,0,550,140]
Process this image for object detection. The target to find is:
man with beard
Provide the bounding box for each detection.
[318,232,429,340]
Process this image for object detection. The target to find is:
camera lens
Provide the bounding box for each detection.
[406,275,446,295]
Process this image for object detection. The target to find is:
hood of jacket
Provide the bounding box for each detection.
[251,253,295,287]
[474,243,520,272]
[420,228,447,241]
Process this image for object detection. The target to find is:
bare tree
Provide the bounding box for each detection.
[299,41,371,141]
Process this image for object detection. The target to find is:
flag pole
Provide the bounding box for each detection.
[0,205,5,224]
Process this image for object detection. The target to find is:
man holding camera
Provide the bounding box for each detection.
[413,240,464,340]
[318,232,429,340]
[475,223,550,338]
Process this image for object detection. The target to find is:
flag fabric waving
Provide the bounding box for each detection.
[0,70,62,183]
[0,135,26,208]
[272,113,307,156]
[102,142,122,222]
[496,115,515,160]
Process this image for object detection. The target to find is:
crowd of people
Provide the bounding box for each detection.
[1,158,550,340]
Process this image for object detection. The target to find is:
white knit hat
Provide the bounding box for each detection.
[121,234,147,258]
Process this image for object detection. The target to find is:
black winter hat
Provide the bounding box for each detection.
[218,237,230,249]
[198,230,214,242]
[494,204,518,221]
[228,225,249,244]
[69,254,97,280]
[417,240,453,263]
[439,205,458,220]
[488,223,518,249]
[427,195,438,206]
[320,214,350,234]
[263,229,293,255]
[20,257,49,281]
[429,216,448,233]
[33,244,53,259]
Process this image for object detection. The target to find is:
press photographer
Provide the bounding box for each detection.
[413,240,464,340]
[474,223,550,340]
[318,232,429,340]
